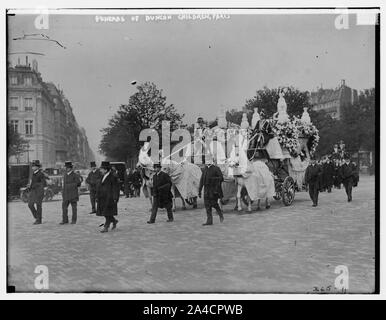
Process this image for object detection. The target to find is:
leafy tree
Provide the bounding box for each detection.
[245,86,310,118]
[7,124,29,158]
[340,88,375,154]
[100,82,184,161]
[309,110,343,157]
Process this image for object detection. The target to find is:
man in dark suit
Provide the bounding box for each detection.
[27,160,47,225]
[322,156,335,193]
[305,157,322,207]
[60,161,82,225]
[96,161,120,233]
[341,155,356,202]
[147,163,174,224]
[199,159,224,225]
[85,161,102,214]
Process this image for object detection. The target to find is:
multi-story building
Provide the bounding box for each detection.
[46,82,68,166]
[8,56,94,168]
[309,80,358,120]
[8,57,56,167]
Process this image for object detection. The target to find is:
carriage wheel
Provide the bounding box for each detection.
[282,176,295,206]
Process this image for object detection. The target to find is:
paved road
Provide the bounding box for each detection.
[7,176,376,293]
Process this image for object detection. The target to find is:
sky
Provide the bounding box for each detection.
[7,11,376,161]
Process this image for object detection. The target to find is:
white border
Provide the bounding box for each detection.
[1,0,383,300]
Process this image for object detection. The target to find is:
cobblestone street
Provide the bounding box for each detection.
[7,176,376,293]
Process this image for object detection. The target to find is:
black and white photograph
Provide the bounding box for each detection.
[4,3,381,298]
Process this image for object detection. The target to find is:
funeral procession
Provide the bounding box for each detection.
[6,11,376,293]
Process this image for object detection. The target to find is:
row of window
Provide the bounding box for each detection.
[9,97,34,111]
[10,75,32,86]
[10,120,34,135]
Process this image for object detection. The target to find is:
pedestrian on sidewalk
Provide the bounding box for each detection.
[27,160,47,225]
[147,163,174,224]
[85,161,102,214]
[198,158,224,225]
[305,157,322,207]
[60,161,82,225]
[97,161,120,233]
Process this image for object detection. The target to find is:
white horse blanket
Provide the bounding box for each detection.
[241,160,275,201]
[162,161,201,199]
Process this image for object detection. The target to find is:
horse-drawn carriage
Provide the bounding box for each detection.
[136,91,319,212]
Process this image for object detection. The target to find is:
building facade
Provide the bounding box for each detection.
[309,80,358,120]
[8,57,94,168]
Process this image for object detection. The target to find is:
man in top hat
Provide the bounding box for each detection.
[340,154,357,202]
[331,143,340,161]
[339,140,346,159]
[147,162,174,224]
[96,161,120,233]
[305,157,322,207]
[85,161,102,214]
[198,157,224,225]
[60,161,82,224]
[27,160,47,224]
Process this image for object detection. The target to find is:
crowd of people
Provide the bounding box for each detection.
[25,158,227,231]
[124,168,142,198]
[25,140,360,232]
[305,143,360,207]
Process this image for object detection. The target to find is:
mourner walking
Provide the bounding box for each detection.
[60,161,82,225]
[27,160,47,225]
[96,161,120,233]
[147,163,174,224]
[322,156,334,193]
[340,155,358,202]
[305,157,322,207]
[198,159,224,226]
[85,161,102,214]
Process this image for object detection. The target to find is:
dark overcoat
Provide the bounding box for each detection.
[28,170,47,203]
[96,172,119,217]
[62,171,81,202]
[152,171,173,208]
[340,163,359,187]
[351,163,360,187]
[86,169,102,191]
[199,164,224,204]
[305,164,322,190]
[322,162,335,189]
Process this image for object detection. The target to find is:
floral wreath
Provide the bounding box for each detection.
[270,119,300,157]
[293,118,320,155]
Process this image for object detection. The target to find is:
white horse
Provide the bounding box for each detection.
[227,131,274,212]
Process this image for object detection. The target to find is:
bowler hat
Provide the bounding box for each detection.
[64,161,73,168]
[31,160,41,167]
[90,161,96,168]
[100,161,111,169]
